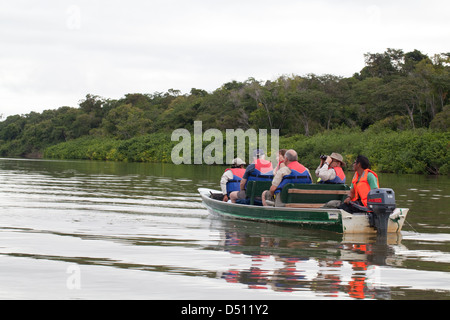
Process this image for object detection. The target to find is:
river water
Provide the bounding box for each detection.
[0,158,449,300]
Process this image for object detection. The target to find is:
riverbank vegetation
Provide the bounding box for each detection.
[42,128,449,175]
[1,49,449,174]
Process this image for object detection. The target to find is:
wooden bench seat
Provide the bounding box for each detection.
[285,203,324,208]
[280,183,350,208]
[245,181,350,207]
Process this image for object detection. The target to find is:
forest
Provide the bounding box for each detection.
[1,49,449,174]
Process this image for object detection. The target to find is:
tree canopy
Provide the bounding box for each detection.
[1,48,449,160]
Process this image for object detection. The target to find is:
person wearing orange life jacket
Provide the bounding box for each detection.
[315,152,346,184]
[338,155,379,213]
[220,158,246,202]
[262,149,312,207]
[230,149,274,204]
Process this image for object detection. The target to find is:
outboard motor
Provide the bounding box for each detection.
[367,188,396,235]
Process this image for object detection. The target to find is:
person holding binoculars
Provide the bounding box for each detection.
[315,152,346,184]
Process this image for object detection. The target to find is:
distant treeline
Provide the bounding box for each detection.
[1,48,449,174]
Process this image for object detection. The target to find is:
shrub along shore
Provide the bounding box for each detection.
[43,128,449,175]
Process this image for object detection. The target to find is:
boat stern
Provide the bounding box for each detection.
[342,208,409,234]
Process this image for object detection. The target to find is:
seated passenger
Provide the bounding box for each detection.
[230,149,274,204]
[220,158,246,202]
[262,149,312,206]
[338,155,379,213]
[273,149,287,175]
[315,152,346,184]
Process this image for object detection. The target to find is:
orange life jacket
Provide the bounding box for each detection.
[245,159,274,187]
[254,159,273,174]
[351,169,379,206]
[225,167,246,178]
[275,161,312,193]
[286,161,308,176]
[318,166,346,184]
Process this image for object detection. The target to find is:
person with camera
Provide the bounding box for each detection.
[315,152,346,184]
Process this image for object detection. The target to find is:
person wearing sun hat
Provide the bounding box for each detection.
[315,152,346,184]
[220,158,246,202]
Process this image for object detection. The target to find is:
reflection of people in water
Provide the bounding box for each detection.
[218,223,392,298]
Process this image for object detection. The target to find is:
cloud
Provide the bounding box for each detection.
[1,0,449,118]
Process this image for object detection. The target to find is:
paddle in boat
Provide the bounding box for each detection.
[199,181,409,234]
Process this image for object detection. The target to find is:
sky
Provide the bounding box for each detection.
[1,0,449,119]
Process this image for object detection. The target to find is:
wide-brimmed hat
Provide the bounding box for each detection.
[232,158,246,166]
[330,152,345,166]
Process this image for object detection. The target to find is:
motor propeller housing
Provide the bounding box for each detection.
[367,188,396,234]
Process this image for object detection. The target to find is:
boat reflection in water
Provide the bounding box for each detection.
[212,218,406,299]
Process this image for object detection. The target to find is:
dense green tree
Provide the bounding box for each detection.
[102,104,152,139]
[378,76,423,129]
[287,89,332,136]
[430,105,450,131]
[359,48,405,79]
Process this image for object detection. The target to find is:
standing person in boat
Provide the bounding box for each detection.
[273,149,287,175]
[229,149,274,204]
[262,149,313,207]
[338,155,379,213]
[220,158,246,202]
[315,152,346,184]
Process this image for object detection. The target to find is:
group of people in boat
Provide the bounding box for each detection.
[219,148,379,213]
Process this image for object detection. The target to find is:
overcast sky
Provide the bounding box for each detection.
[1,0,449,118]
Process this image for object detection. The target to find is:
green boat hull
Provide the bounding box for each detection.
[199,188,409,234]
